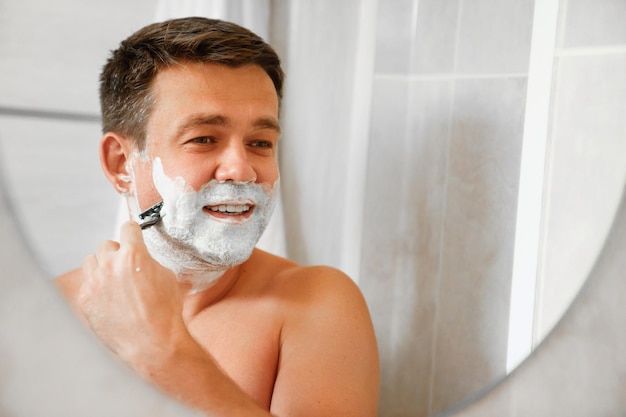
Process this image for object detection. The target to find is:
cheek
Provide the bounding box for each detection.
[160,157,212,191]
[131,160,163,210]
[249,154,279,181]
[176,171,211,193]
[260,164,280,185]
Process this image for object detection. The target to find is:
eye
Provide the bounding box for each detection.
[249,140,274,149]
[190,136,216,144]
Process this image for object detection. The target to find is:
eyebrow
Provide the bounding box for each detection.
[176,113,281,137]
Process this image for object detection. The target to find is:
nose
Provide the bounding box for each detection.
[214,142,257,183]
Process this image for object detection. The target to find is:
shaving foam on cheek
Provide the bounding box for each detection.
[123,151,149,220]
[141,157,279,292]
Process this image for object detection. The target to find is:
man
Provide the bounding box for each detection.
[56,17,379,417]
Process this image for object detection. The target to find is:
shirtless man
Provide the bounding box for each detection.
[55,17,379,417]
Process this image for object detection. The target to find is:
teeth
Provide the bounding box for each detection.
[208,205,251,214]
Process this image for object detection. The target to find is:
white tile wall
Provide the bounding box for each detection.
[0,0,157,277]
[563,0,626,47]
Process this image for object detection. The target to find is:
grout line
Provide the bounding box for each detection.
[426,82,454,416]
[0,106,100,123]
[555,45,626,57]
[555,0,569,49]
[374,72,528,81]
[427,0,464,412]
[339,0,379,282]
[408,0,420,72]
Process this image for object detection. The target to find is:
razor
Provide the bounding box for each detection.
[138,201,164,229]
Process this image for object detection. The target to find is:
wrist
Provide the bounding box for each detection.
[124,316,195,378]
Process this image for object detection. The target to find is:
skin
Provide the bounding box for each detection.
[56,62,380,417]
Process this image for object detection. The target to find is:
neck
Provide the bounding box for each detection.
[177,269,228,295]
[179,265,242,320]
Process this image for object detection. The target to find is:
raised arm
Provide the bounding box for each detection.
[69,221,271,416]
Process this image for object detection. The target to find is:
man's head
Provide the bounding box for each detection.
[99,17,284,290]
[99,16,284,151]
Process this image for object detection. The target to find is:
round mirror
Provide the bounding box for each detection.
[1,1,625,416]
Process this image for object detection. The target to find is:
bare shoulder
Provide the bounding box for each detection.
[252,251,380,416]
[251,249,367,307]
[246,249,375,338]
[278,263,375,344]
[281,264,366,305]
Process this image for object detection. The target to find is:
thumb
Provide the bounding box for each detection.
[119,221,148,249]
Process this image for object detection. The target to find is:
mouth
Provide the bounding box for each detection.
[203,203,254,220]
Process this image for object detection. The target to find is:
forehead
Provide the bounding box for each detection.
[152,62,278,108]
[144,62,280,142]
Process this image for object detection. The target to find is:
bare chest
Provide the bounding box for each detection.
[185,299,282,409]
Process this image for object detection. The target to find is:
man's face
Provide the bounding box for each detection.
[131,62,280,210]
[125,62,280,284]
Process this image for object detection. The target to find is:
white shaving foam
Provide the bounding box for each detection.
[128,157,278,293]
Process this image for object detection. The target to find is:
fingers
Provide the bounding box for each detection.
[96,239,120,255]
[92,240,120,270]
[84,222,148,278]
[119,221,147,249]
[79,253,102,317]
[82,253,98,275]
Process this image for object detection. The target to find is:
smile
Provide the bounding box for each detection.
[204,204,253,217]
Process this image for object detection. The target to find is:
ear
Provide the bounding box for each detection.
[100,132,134,195]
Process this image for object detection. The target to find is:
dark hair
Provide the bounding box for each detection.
[99,17,284,149]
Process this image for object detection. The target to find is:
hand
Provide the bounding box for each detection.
[78,221,186,370]
[77,222,263,415]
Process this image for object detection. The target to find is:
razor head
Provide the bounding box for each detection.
[138,201,164,229]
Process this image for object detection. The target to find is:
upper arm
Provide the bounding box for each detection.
[270,267,380,417]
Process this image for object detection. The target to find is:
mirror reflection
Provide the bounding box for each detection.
[1,1,625,416]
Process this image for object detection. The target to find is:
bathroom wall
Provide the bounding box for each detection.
[272,4,533,412]
[0,0,155,276]
[353,1,626,415]
[360,1,533,416]
[533,0,626,343]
